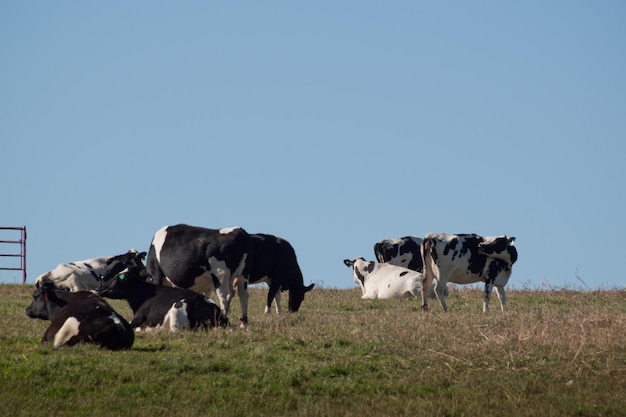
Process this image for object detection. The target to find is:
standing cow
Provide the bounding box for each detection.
[374,236,423,271]
[146,224,252,324]
[343,257,422,299]
[146,224,314,325]
[421,233,518,312]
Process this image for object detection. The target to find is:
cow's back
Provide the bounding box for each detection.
[368,265,422,299]
[147,224,252,288]
[249,234,303,288]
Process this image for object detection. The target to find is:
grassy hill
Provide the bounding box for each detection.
[1,284,624,416]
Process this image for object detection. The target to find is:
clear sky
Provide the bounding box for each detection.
[1,1,624,291]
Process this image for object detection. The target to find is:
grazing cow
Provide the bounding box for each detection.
[25,282,134,349]
[146,224,314,324]
[374,236,424,271]
[343,257,422,299]
[421,233,518,312]
[35,249,147,291]
[99,263,227,331]
[248,234,315,314]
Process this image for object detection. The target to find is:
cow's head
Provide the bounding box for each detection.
[478,236,518,265]
[107,249,147,267]
[98,265,147,299]
[288,283,315,312]
[100,258,130,283]
[344,257,375,287]
[25,283,71,320]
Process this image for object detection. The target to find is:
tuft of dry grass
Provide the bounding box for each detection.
[1,284,625,416]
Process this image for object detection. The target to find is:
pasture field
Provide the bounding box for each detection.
[1,284,625,417]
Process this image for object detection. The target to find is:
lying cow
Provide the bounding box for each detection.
[343,257,422,299]
[421,233,518,312]
[25,282,134,349]
[35,249,147,291]
[98,263,227,331]
[374,235,447,298]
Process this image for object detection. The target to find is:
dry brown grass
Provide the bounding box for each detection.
[1,284,625,416]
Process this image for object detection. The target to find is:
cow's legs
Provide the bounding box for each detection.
[273,291,282,313]
[494,286,506,312]
[420,274,433,311]
[483,279,495,313]
[265,284,281,314]
[236,277,249,326]
[215,281,232,322]
[434,280,448,312]
[264,288,282,314]
[208,262,233,322]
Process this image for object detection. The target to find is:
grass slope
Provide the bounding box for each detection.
[1,284,625,417]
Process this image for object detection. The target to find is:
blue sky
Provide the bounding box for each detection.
[1,1,624,292]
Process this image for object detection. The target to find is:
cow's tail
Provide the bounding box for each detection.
[373,242,385,263]
[420,236,437,310]
[145,244,165,285]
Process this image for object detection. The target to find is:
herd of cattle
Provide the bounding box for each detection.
[24,224,518,350]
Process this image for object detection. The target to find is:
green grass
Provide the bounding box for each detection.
[1,284,625,416]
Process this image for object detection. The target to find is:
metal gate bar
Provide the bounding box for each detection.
[0,226,27,283]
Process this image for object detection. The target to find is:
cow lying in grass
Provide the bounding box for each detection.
[98,263,227,331]
[25,282,134,349]
[35,249,147,291]
[373,236,449,298]
[343,257,423,299]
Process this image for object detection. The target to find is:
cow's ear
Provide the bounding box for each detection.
[304,283,315,292]
[508,237,516,246]
[40,281,52,290]
[139,252,147,260]
[53,287,73,302]
[366,262,375,274]
[138,267,149,278]
[343,259,353,267]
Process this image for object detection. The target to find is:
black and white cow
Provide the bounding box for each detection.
[146,224,314,324]
[146,224,253,324]
[374,236,424,271]
[421,233,518,312]
[343,257,422,299]
[248,233,315,314]
[98,263,227,331]
[35,249,147,291]
[25,282,134,349]
[374,236,447,298]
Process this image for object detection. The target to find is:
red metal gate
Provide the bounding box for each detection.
[0,226,27,283]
